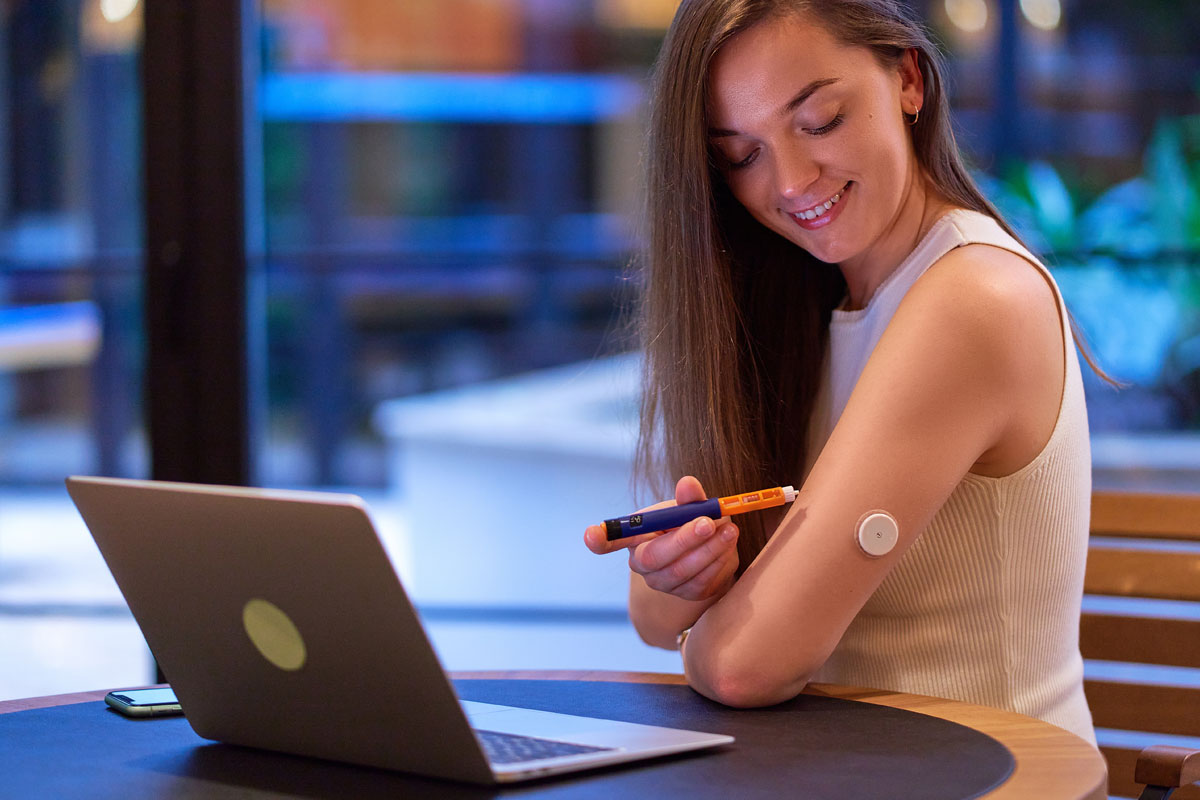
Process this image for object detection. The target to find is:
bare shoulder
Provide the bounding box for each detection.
[885,242,1066,475]
[894,242,1062,354]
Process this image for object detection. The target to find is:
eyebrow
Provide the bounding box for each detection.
[708,77,841,138]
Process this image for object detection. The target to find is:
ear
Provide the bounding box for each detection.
[898,47,925,115]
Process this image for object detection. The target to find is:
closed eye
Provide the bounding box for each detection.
[729,148,760,169]
[715,112,841,170]
[806,112,844,136]
[714,146,760,171]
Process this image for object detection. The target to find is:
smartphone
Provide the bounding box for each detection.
[104,687,183,717]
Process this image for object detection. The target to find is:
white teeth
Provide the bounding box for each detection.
[796,189,843,221]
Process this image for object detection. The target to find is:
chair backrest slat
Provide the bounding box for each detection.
[1084,490,1200,799]
[1084,679,1200,737]
[1091,492,1200,539]
[1084,544,1200,602]
[1080,613,1200,668]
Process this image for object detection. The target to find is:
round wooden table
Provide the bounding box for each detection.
[0,670,1107,799]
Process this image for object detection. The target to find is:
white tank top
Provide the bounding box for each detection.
[808,209,1096,744]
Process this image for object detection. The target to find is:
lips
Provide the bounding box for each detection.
[790,181,851,231]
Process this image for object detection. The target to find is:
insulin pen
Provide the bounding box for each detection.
[603,485,798,541]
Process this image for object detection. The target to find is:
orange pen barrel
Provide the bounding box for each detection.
[718,485,797,515]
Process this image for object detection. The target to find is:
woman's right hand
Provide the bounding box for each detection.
[632,476,740,602]
[584,476,740,603]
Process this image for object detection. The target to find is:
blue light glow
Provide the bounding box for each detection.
[261,72,643,124]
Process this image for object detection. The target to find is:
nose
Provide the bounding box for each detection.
[775,144,820,202]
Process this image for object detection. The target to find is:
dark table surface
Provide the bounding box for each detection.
[0,670,1107,799]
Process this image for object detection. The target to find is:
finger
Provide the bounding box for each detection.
[633,520,737,591]
[639,522,738,592]
[583,524,611,554]
[629,512,735,572]
[668,543,739,601]
[675,475,708,506]
[630,515,718,575]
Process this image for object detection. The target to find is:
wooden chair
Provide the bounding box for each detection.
[1084,491,1200,800]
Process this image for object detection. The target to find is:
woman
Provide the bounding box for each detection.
[584,0,1098,744]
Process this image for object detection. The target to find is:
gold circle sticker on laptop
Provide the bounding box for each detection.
[242,598,307,671]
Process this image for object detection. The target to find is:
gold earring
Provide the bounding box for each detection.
[905,109,920,126]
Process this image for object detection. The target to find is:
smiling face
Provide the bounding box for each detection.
[707,11,927,272]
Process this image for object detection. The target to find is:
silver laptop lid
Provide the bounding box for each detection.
[66,476,494,783]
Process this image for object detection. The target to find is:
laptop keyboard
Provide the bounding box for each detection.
[475,728,616,765]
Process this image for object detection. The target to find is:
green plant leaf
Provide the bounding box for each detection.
[1144,118,1194,249]
[1022,161,1076,250]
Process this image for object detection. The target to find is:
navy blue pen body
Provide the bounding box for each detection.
[605,497,722,540]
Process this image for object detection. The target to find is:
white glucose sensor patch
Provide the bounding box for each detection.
[856,511,899,557]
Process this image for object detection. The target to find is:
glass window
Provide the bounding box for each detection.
[0,0,149,700]
[920,0,1200,489]
[254,0,678,672]
[4,0,1195,701]
[251,0,1199,672]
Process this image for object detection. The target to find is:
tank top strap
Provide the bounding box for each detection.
[848,209,1037,320]
[940,210,1041,266]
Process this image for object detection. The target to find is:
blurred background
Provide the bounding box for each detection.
[0,0,1197,700]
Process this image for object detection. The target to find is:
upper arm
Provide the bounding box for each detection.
[683,245,1065,705]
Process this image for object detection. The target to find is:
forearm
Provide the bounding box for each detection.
[677,514,827,707]
[679,589,813,707]
[628,571,724,650]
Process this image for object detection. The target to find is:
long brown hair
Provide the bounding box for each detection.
[635,0,1056,568]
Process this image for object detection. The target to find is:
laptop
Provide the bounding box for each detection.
[65,476,733,784]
